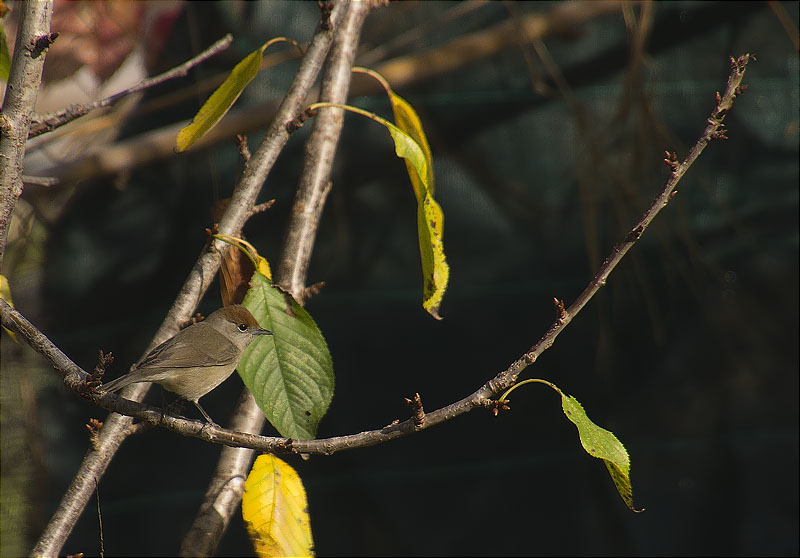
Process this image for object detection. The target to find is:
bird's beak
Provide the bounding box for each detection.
[256,328,273,336]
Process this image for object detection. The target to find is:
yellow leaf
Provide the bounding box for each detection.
[389,93,434,199]
[380,114,449,319]
[242,455,314,558]
[0,274,17,342]
[417,194,448,319]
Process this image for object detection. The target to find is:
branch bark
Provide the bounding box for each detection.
[0,0,54,272]
[277,0,371,300]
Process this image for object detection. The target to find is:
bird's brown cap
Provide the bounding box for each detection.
[216,304,262,328]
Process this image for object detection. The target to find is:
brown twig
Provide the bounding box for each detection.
[28,34,234,138]
[497,53,756,383]
[27,32,59,58]
[21,175,59,186]
[85,419,103,450]
[85,350,114,388]
[1,54,754,457]
[236,134,251,164]
[300,280,327,303]
[249,199,276,217]
[404,393,426,427]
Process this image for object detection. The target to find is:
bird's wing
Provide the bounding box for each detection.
[134,322,240,370]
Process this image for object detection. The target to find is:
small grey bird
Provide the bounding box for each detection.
[103,305,272,425]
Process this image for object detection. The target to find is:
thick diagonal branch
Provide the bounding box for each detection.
[0,1,54,272]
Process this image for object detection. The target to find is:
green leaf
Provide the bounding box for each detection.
[500,379,643,512]
[0,273,17,341]
[242,454,314,558]
[560,393,641,512]
[238,272,334,440]
[177,40,269,152]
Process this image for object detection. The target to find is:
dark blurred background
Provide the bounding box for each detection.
[1,1,797,556]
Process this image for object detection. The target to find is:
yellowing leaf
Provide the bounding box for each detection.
[388,93,433,198]
[351,68,448,317]
[0,22,11,82]
[177,38,291,152]
[309,95,449,319]
[0,274,17,342]
[378,116,449,319]
[242,455,314,558]
[417,194,448,318]
[214,234,272,281]
[500,379,642,512]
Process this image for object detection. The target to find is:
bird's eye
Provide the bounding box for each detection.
[238,323,248,332]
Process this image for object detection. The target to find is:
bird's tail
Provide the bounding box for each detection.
[102,374,137,393]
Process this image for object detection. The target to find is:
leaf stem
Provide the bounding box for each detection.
[498,378,559,403]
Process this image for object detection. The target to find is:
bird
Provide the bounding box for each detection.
[102,305,272,425]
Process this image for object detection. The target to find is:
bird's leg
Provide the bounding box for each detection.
[193,400,219,427]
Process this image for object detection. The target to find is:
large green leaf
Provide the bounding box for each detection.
[238,272,334,439]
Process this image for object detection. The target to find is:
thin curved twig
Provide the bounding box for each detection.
[27,34,234,138]
[0,54,755,462]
